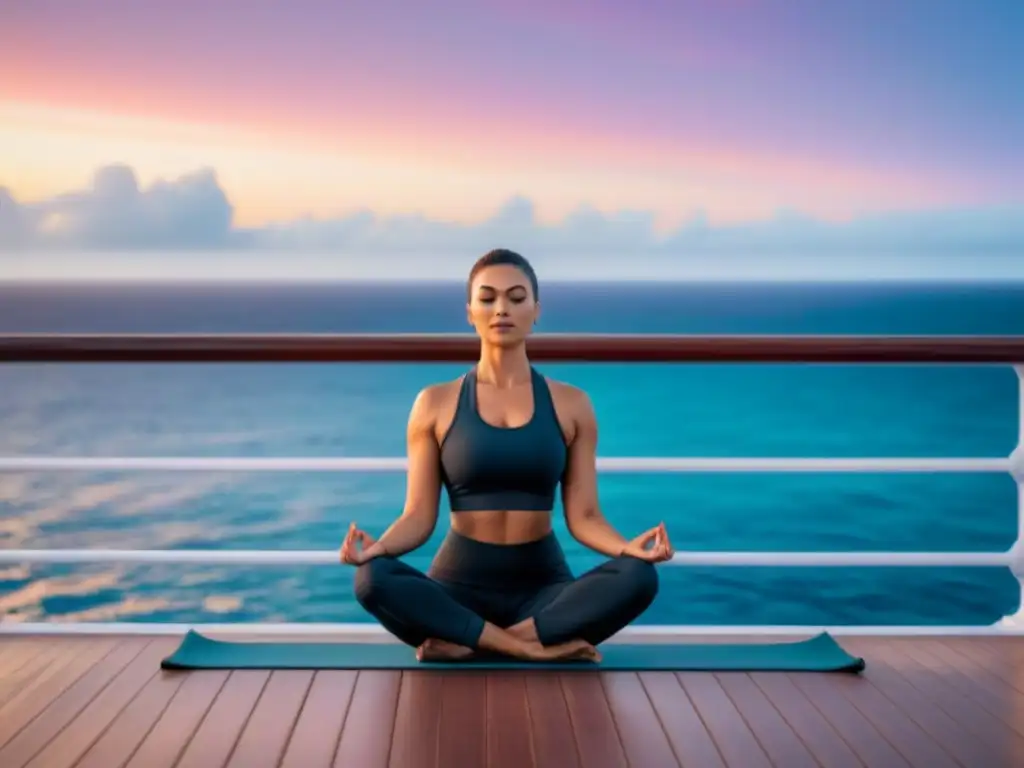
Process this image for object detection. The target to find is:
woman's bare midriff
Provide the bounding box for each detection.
[449,509,554,544]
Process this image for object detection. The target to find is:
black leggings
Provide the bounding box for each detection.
[353,529,659,649]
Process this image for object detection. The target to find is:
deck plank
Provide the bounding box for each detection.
[437,673,488,768]
[601,672,680,767]
[0,639,118,750]
[279,671,357,768]
[123,669,231,768]
[173,670,271,768]
[0,640,50,702]
[226,670,315,768]
[824,670,960,767]
[525,674,581,768]
[0,634,1022,767]
[935,638,1024,696]
[905,640,1024,739]
[388,671,444,768]
[748,672,864,768]
[23,639,179,768]
[74,665,188,768]
[561,673,628,768]
[333,670,401,768]
[789,671,912,767]
[0,639,78,708]
[677,671,774,767]
[846,639,1015,767]
[0,639,146,768]
[973,637,1024,665]
[716,672,821,767]
[486,672,537,768]
[880,640,1024,763]
[639,671,728,768]
[941,638,1024,678]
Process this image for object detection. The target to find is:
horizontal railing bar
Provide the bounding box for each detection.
[2,622,1023,638]
[0,549,1010,566]
[0,456,1010,473]
[2,333,1024,363]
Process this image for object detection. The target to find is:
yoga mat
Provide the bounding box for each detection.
[161,630,866,673]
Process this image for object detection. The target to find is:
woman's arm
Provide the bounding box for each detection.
[560,388,633,557]
[361,386,442,559]
[561,387,674,562]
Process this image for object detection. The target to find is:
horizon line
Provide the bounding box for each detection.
[3,276,1024,287]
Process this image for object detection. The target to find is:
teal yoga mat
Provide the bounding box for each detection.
[160,630,865,673]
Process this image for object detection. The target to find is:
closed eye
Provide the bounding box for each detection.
[478,288,528,304]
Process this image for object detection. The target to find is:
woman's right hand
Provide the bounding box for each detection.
[339,522,379,566]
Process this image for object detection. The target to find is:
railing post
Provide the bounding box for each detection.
[999,364,1024,629]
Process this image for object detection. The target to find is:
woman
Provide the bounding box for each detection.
[340,249,674,663]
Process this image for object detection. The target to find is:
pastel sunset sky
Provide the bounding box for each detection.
[1,0,1022,280]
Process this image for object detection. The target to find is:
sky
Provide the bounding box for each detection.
[1,0,1022,281]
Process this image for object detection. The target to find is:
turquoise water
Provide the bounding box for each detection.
[0,280,1022,627]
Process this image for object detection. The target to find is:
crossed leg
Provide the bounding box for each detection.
[353,554,655,660]
[353,556,487,651]
[510,555,660,646]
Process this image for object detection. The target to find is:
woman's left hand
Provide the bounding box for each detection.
[621,522,674,563]
[339,522,379,565]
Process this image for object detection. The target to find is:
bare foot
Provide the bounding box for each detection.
[505,618,539,643]
[527,638,602,663]
[506,621,600,663]
[416,638,476,662]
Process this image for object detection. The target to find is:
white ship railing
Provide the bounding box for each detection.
[0,333,1021,639]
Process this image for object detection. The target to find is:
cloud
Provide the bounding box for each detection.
[0,187,27,248]
[2,164,233,250]
[1,164,1022,279]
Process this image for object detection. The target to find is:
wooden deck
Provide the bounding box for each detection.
[2,635,1024,767]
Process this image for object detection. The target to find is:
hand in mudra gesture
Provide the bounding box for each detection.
[339,522,378,565]
[621,521,674,563]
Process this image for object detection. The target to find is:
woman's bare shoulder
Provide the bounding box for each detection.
[409,376,465,428]
[416,377,464,405]
[544,377,594,414]
[543,377,596,445]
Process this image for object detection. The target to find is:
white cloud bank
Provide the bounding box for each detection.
[1,164,1022,280]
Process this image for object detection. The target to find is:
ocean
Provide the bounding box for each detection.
[1,280,1023,629]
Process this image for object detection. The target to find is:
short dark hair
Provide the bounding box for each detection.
[467,249,539,300]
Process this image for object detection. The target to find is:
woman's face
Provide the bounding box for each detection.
[467,264,540,347]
